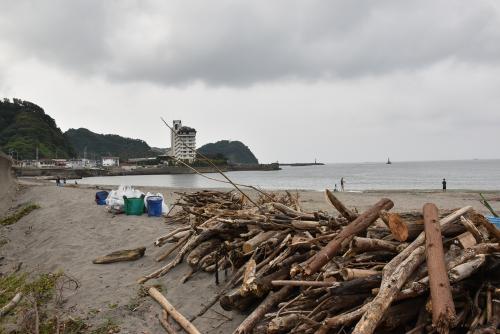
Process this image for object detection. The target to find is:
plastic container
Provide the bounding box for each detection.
[486,216,500,229]
[123,195,145,216]
[95,191,109,205]
[147,196,163,217]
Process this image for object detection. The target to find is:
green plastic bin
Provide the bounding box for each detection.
[123,195,145,216]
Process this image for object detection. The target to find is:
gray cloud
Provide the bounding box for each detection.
[1,0,500,86]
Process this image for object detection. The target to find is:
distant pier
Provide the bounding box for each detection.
[279,162,325,167]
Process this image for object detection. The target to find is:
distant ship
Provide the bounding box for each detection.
[386,157,392,164]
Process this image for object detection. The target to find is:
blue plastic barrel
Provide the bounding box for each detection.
[147,196,163,217]
[486,216,500,229]
[95,191,109,205]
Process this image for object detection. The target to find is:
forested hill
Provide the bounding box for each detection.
[0,98,75,159]
[65,128,157,160]
[198,140,258,164]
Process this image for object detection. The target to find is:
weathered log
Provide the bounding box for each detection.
[240,259,257,296]
[149,287,201,334]
[155,226,191,246]
[456,232,477,249]
[159,309,178,334]
[233,286,294,334]
[267,314,301,334]
[220,288,258,311]
[471,212,500,241]
[448,254,486,283]
[140,223,243,283]
[324,189,358,221]
[349,245,426,334]
[340,268,380,281]
[0,292,23,317]
[382,206,472,283]
[92,247,146,264]
[187,239,220,267]
[423,203,456,333]
[242,231,277,253]
[350,236,399,254]
[460,216,485,242]
[272,203,316,220]
[156,233,192,262]
[319,246,425,333]
[291,220,321,230]
[328,274,382,295]
[380,211,409,241]
[271,280,335,288]
[303,198,394,275]
[379,297,424,331]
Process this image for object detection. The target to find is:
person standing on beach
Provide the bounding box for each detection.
[442,178,447,192]
[56,176,60,187]
[340,177,345,192]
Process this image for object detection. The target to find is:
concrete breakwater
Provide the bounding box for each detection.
[105,163,280,176]
[13,167,106,179]
[13,163,280,179]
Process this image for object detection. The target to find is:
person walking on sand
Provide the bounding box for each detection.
[442,178,447,192]
[340,177,345,192]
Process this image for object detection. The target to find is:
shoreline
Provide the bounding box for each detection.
[24,177,500,194]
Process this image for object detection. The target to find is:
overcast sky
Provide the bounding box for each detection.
[1,0,500,163]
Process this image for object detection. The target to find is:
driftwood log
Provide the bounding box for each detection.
[303,198,394,275]
[92,247,146,264]
[233,286,294,334]
[324,189,358,221]
[149,287,201,334]
[423,203,456,333]
[0,292,23,317]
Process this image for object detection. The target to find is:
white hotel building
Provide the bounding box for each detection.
[170,120,197,162]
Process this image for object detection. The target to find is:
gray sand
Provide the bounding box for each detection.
[1,179,499,332]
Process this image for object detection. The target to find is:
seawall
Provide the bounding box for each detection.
[0,152,16,214]
[13,163,280,178]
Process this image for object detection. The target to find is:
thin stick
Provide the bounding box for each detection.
[149,287,201,334]
[0,292,23,317]
[159,309,179,334]
[479,193,499,217]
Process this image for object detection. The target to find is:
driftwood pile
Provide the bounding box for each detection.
[141,189,500,334]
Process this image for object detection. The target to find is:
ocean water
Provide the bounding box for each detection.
[77,159,500,191]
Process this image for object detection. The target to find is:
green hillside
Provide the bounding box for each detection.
[65,128,156,160]
[198,140,258,164]
[0,98,75,159]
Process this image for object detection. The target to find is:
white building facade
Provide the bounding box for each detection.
[170,120,197,162]
[102,157,120,167]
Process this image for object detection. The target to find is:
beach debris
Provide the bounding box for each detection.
[422,203,456,333]
[92,247,146,264]
[158,309,178,334]
[0,292,23,317]
[141,189,500,334]
[148,286,201,334]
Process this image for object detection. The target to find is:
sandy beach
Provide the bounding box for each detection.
[1,178,499,333]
